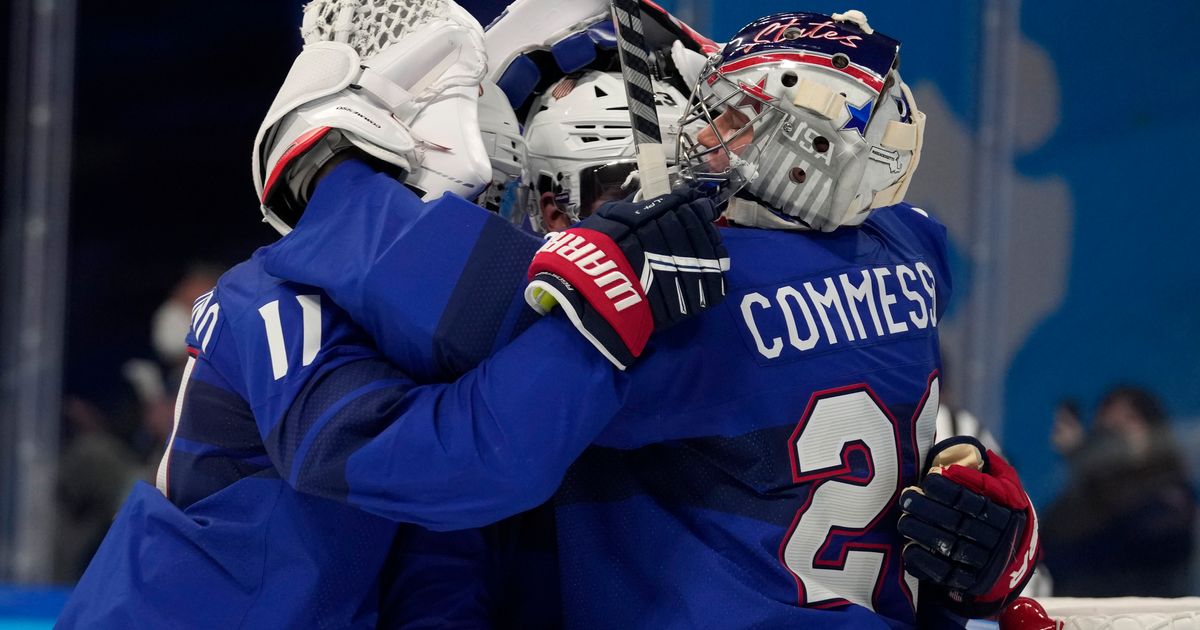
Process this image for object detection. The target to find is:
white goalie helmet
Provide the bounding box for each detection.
[677,10,925,231]
[522,70,687,233]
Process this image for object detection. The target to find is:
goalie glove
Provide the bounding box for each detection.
[252,0,490,235]
[899,437,1041,619]
[525,186,729,370]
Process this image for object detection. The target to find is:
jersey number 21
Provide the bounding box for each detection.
[780,375,939,613]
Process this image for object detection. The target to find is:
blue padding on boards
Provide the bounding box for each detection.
[0,586,69,620]
[552,31,597,73]
[496,54,541,109]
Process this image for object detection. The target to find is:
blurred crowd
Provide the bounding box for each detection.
[55,264,222,582]
[1042,387,1197,597]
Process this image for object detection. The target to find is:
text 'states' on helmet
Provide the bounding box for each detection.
[677,10,926,231]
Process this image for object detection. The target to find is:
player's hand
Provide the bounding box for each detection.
[898,437,1041,619]
[524,185,729,370]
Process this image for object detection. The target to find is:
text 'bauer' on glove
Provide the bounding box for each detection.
[524,186,730,370]
[898,436,1042,619]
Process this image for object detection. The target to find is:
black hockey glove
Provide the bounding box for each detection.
[898,437,1040,618]
[525,185,729,369]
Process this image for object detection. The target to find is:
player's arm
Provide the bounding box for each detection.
[263,158,728,375]
[230,284,626,531]
[265,158,542,382]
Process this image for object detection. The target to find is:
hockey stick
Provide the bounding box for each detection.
[610,0,671,198]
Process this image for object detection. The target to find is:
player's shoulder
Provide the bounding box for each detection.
[212,250,285,311]
[717,203,947,284]
[867,202,948,241]
[863,202,949,261]
[179,253,275,359]
[188,250,330,355]
[211,249,333,321]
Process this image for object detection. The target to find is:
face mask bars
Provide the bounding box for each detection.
[677,67,790,201]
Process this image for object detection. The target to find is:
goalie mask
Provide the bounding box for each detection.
[676,10,925,231]
[522,70,687,233]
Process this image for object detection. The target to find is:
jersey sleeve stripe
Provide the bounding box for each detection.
[156,355,197,495]
[286,376,411,486]
[169,437,274,468]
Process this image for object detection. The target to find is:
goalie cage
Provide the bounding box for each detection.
[300,0,452,53]
[1000,596,1200,630]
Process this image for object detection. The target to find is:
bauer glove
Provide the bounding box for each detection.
[898,436,1041,618]
[525,186,729,370]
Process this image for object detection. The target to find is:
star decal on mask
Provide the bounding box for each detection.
[736,75,773,115]
[842,98,873,137]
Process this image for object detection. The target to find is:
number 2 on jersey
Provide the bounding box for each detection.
[779,376,939,613]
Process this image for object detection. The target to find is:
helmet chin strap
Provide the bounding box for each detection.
[722,196,810,231]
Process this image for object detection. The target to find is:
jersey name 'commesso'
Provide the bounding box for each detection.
[740,260,938,361]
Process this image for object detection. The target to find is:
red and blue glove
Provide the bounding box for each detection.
[525,186,729,370]
[899,436,1041,618]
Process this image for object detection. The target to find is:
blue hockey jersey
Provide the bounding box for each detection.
[552,218,952,629]
[260,161,959,628]
[58,166,642,628]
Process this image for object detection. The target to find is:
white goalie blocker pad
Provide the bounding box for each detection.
[403,80,492,203]
[252,0,491,234]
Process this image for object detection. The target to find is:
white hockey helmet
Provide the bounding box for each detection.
[476,80,525,218]
[677,10,925,231]
[522,70,687,232]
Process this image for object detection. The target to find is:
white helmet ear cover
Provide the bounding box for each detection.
[870,81,925,209]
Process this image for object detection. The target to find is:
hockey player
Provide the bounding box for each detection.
[522,69,688,232]
[58,4,729,628]
[262,9,1041,628]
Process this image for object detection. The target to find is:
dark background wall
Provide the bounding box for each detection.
[64,2,301,402]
